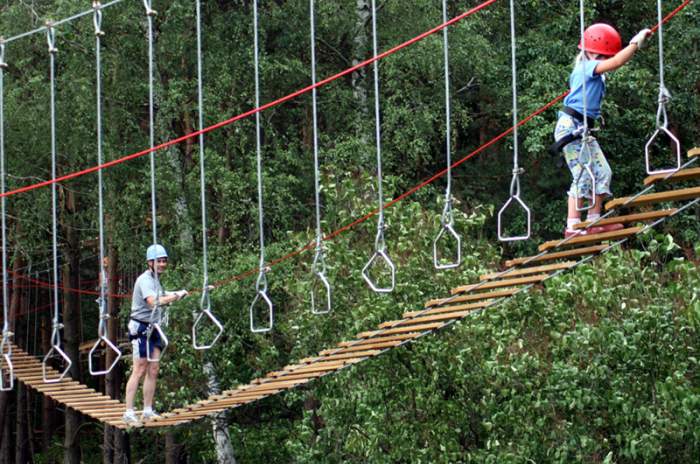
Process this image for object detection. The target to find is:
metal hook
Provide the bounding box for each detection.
[362,227,396,293]
[433,200,462,269]
[250,270,274,333]
[0,332,13,391]
[193,286,224,350]
[42,322,72,383]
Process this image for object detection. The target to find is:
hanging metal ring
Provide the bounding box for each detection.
[433,199,462,269]
[574,137,597,212]
[42,322,72,383]
[310,247,332,314]
[497,168,531,241]
[0,332,13,391]
[644,87,681,175]
[250,269,274,333]
[362,226,396,293]
[193,285,224,350]
[88,297,122,376]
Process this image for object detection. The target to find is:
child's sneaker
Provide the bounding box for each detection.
[141,410,162,421]
[122,410,139,426]
[564,228,587,238]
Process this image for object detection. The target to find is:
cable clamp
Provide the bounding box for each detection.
[512,167,524,176]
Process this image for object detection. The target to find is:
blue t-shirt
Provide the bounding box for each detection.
[562,59,606,119]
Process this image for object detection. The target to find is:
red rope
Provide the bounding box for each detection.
[650,0,692,34]
[0,0,500,199]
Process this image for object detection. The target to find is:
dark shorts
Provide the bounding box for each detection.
[127,319,163,360]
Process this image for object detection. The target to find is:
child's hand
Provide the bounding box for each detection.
[630,29,651,48]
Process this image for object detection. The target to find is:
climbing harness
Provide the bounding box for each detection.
[362,0,396,293]
[87,1,122,376]
[143,0,168,361]
[497,0,531,241]
[573,1,597,212]
[432,0,462,267]
[0,40,13,391]
[42,23,72,383]
[644,0,681,175]
[249,0,274,332]
[308,0,331,314]
[192,0,224,348]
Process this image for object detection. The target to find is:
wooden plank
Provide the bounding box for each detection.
[425,288,518,307]
[573,209,676,229]
[605,187,700,210]
[505,245,607,267]
[320,340,402,356]
[644,168,700,186]
[379,310,469,329]
[688,147,700,158]
[359,322,444,339]
[539,226,641,252]
[299,350,380,364]
[405,301,491,318]
[480,261,576,281]
[451,274,548,295]
[338,333,420,346]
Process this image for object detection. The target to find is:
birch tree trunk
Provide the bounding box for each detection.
[204,361,236,464]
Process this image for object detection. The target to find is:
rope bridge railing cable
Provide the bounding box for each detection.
[432,0,462,270]
[88,1,122,376]
[192,0,224,349]
[0,41,13,391]
[309,0,332,315]
[42,23,72,384]
[0,0,501,200]
[362,0,395,294]
[3,0,127,45]
[249,0,274,334]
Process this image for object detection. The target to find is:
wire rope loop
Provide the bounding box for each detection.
[249,273,274,333]
[143,0,157,16]
[193,287,224,350]
[0,41,7,69]
[42,322,72,383]
[0,332,13,391]
[93,2,104,36]
[45,23,57,54]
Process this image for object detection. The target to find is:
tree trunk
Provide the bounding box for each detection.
[41,315,53,457]
[0,400,11,464]
[204,361,236,464]
[164,432,181,464]
[14,384,27,464]
[61,187,82,464]
[0,251,23,444]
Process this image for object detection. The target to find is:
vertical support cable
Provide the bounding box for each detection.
[192,0,223,348]
[432,0,462,267]
[644,0,681,175]
[362,0,395,293]
[249,0,273,333]
[88,1,121,375]
[574,0,596,211]
[308,0,331,314]
[497,0,531,241]
[42,23,72,383]
[143,0,168,360]
[0,40,14,391]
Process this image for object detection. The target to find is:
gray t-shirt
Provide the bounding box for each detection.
[130,269,164,323]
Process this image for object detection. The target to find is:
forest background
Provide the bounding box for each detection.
[0,0,699,462]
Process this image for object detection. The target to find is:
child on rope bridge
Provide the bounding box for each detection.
[553,23,651,238]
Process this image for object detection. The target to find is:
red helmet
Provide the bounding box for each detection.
[578,23,622,56]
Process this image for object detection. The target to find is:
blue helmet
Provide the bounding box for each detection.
[146,244,168,261]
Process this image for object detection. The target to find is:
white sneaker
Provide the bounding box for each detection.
[141,410,162,421]
[122,410,139,425]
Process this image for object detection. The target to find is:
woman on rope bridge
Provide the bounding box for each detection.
[553,23,651,238]
[122,244,189,425]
